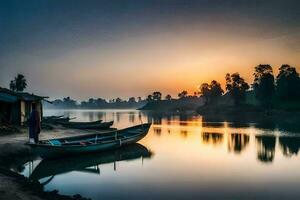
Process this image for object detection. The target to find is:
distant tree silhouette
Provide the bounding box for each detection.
[225,73,249,105]
[137,97,142,102]
[9,74,27,92]
[62,97,77,108]
[88,98,95,107]
[253,64,275,107]
[209,80,224,103]
[147,94,153,102]
[115,97,123,103]
[128,97,136,103]
[178,90,188,99]
[95,98,107,106]
[199,83,210,105]
[152,92,162,101]
[199,81,223,105]
[276,64,300,100]
[52,96,143,109]
[165,94,172,100]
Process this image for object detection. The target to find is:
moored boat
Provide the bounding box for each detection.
[58,120,114,129]
[43,116,73,123]
[28,123,152,157]
[43,115,64,120]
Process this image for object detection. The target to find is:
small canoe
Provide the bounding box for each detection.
[59,120,113,129]
[28,123,152,157]
[29,143,152,181]
[58,120,103,126]
[43,115,64,120]
[43,116,73,123]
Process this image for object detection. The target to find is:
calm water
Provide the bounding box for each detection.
[18,109,300,199]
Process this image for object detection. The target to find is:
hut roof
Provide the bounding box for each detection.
[0,87,49,102]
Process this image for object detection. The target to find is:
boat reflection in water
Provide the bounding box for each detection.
[28,143,153,184]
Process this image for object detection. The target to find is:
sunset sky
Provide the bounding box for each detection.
[0,0,299,100]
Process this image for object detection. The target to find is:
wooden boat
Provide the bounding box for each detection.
[43,116,73,123]
[29,143,152,181]
[28,123,152,157]
[58,120,103,126]
[58,120,114,129]
[43,115,64,120]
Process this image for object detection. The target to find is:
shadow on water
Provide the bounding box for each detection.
[256,135,276,163]
[201,132,223,145]
[201,113,300,132]
[21,144,153,184]
[228,133,250,154]
[279,136,300,157]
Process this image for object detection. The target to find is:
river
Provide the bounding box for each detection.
[19,109,300,199]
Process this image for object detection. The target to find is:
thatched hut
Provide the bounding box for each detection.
[0,87,48,125]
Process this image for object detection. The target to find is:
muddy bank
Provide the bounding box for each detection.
[0,127,112,200]
[0,167,90,200]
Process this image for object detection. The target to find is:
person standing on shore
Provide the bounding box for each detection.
[29,103,41,143]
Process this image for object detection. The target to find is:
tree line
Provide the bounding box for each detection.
[46,96,147,109]
[145,64,300,109]
[7,64,300,110]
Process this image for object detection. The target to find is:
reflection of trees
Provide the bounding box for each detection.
[152,116,162,125]
[228,133,249,154]
[180,121,189,126]
[97,112,105,121]
[116,112,120,122]
[166,115,171,125]
[180,130,188,138]
[153,127,162,136]
[179,114,188,126]
[227,121,251,128]
[129,112,135,123]
[88,112,94,122]
[202,132,223,145]
[202,122,225,128]
[254,119,276,130]
[279,137,300,157]
[256,135,276,163]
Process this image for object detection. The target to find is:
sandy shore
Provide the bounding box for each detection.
[0,127,112,200]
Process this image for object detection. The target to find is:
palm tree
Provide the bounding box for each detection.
[10,74,27,92]
[152,91,162,101]
[9,80,16,91]
[178,91,188,99]
[165,94,172,100]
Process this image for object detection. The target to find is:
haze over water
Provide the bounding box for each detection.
[19,109,300,199]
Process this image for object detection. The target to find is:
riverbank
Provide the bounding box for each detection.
[197,105,300,132]
[139,98,204,111]
[0,126,112,200]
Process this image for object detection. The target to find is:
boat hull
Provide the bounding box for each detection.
[61,121,113,129]
[29,123,151,158]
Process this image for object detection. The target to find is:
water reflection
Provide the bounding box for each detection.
[27,144,152,183]
[228,133,250,154]
[153,127,162,136]
[279,136,300,157]
[201,132,223,145]
[256,135,276,163]
[35,109,300,199]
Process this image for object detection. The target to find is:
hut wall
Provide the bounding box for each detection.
[20,101,26,125]
[11,102,21,125]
